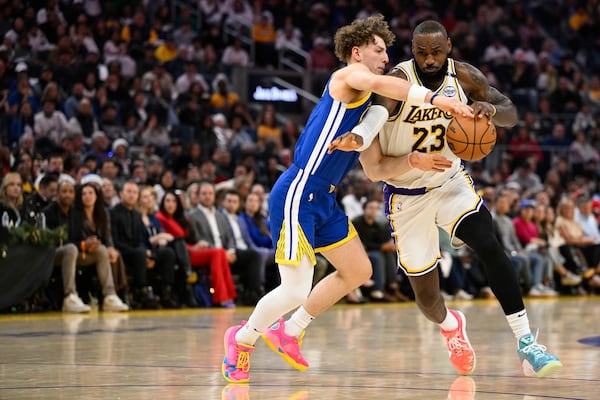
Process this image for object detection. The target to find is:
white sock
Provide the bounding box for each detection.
[284,306,315,337]
[439,308,459,331]
[235,322,263,346]
[506,309,531,341]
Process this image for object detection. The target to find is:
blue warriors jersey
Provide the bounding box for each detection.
[269,80,371,265]
[293,82,372,185]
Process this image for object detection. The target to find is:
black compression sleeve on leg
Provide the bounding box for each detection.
[455,207,525,315]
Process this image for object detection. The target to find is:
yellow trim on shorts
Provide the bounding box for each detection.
[346,93,371,109]
[275,222,317,266]
[314,221,358,253]
[448,169,481,240]
[399,254,441,276]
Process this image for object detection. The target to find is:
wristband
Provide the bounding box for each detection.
[408,84,431,104]
[430,93,439,105]
[490,104,497,117]
[407,152,414,169]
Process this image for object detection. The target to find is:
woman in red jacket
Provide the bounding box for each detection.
[156,190,236,307]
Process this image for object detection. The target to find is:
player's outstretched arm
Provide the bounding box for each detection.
[343,65,473,116]
[329,66,473,153]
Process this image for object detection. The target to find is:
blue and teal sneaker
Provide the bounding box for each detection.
[517,332,562,377]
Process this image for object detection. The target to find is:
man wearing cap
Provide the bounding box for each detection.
[112,138,130,177]
[84,131,109,165]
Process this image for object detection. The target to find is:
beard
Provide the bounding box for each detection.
[414,59,449,88]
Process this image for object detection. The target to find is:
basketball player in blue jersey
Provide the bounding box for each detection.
[328,20,562,378]
[222,15,474,384]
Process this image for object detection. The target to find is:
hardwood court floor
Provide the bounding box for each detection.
[0,297,598,400]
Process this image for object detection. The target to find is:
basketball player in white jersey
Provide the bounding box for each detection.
[329,20,562,378]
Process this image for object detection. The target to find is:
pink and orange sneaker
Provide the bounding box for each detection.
[222,321,255,383]
[261,317,309,371]
[440,309,476,375]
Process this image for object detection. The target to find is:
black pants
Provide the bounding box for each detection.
[119,245,148,287]
[230,248,263,303]
[150,246,176,286]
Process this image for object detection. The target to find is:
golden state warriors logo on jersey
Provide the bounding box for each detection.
[442,86,457,97]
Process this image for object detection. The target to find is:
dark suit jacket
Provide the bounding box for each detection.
[188,207,235,251]
[110,203,146,254]
[43,202,84,247]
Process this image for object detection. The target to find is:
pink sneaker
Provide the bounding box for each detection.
[222,321,255,383]
[261,317,309,371]
[440,309,476,375]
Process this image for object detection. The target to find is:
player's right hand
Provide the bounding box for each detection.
[327,132,364,153]
[432,96,474,118]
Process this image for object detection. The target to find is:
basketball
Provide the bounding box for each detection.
[446,115,497,161]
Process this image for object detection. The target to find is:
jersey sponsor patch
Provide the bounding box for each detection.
[443,86,457,97]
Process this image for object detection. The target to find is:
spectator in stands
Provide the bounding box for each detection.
[275,21,302,54]
[221,189,265,304]
[34,99,71,146]
[352,199,400,302]
[569,131,600,176]
[256,104,282,153]
[252,11,277,67]
[110,181,160,309]
[555,198,600,288]
[533,202,583,290]
[141,114,170,152]
[121,10,157,46]
[224,0,254,33]
[13,151,35,196]
[68,98,99,141]
[0,172,23,228]
[210,74,240,114]
[73,182,129,311]
[438,228,474,301]
[509,126,543,169]
[175,61,209,96]
[101,177,120,208]
[212,113,234,152]
[22,172,57,225]
[513,199,557,296]
[549,76,582,116]
[307,36,338,92]
[9,100,34,146]
[507,159,544,198]
[199,0,226,27]
[136,186,181,308]
[574,195,600,266]
[492,194,536,295]
[157,189,237,307]
[221,37,250,69]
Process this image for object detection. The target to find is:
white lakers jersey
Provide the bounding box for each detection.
[379,58,468,188]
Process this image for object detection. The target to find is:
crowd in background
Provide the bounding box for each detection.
[1,0,600,312]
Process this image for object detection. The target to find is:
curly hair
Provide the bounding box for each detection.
[334,15,395,63]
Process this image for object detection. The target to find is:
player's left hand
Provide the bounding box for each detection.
[410,151,453,172]
[471,101,496,124]
[327,132,364,153]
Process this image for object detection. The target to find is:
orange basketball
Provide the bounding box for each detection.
[446,115,497,161]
